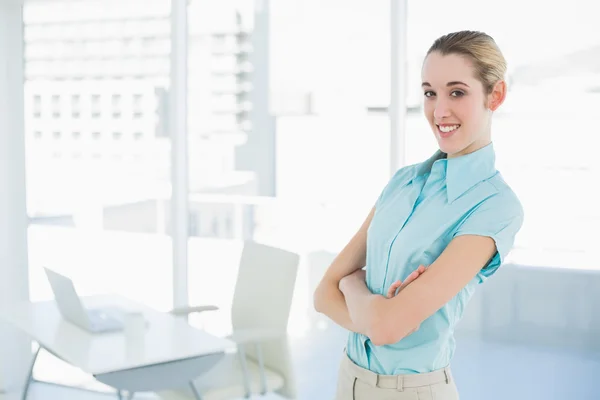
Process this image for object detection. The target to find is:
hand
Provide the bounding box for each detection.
[385,265,427,335]
[386,265,427,298]
[339,268,366,291]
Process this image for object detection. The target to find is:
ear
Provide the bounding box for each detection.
[488,80,507,111]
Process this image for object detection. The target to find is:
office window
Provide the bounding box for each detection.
[33,95,42,118]
[133,94,143,118]
[51,95,60,118]
[24,0,173,321]
[71,95,81,118]
[111,94,122,118]
[91,94,101,118]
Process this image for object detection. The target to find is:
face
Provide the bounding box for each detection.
[421,51,505,158]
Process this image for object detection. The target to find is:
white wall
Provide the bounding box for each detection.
[456,264,600,351]
[0,2,30,393]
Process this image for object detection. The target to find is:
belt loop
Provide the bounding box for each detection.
[374,374,380,388]
[444,368,451,384]
[396,376,404,392]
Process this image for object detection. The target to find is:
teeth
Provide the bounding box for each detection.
[438,124,460,133]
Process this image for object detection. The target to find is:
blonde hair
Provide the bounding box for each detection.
[426,31,506,94]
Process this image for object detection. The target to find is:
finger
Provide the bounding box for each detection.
[388,280,402,298]
[403,270,420,285]
[387,280,402,298]
[389,267,427,298]
[408,266,427,282]
[397,271,421,292]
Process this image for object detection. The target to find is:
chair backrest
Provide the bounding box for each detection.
[231,240,300,398]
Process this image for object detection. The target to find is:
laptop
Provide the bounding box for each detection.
[44,267,124,334]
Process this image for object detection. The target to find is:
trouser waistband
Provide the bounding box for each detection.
[341,353,453,390]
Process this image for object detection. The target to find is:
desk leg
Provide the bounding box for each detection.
[22,346,41,400]
[117,390,135,399]
[117,390,135,400]
[189,381,203,400]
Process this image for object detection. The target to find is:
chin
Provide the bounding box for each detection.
[436,139,462,156]
[434,131,473,157]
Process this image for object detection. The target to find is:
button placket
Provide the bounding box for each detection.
[381,178,426,290]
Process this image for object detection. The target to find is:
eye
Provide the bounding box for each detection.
[450,90,465,97]
[424,91,435,98]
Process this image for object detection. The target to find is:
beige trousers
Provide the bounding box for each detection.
[335,353,459,400]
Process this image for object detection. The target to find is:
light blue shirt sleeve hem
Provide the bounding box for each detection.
[452,192,524,281]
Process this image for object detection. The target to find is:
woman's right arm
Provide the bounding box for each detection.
[313,207,375,334]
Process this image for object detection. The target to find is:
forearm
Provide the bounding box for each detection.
[341,280,384,336]
[342,276,427,346]
[314,280,367,335]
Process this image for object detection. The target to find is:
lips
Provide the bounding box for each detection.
[436,124,460,138]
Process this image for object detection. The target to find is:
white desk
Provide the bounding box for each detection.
[1,295,235,400]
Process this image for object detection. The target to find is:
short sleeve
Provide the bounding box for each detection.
[453,191,524,282]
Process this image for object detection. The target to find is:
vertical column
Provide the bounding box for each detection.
[0,1,30,392]
[251,0,275,196]
[390,0,408,175]
[236,0,276,196]
[170,0,189,309]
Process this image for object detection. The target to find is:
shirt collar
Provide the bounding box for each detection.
[413,143,497,203]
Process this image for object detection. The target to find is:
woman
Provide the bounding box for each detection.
[314,30,524,399]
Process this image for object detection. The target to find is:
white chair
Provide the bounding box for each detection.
[158,241,300,400]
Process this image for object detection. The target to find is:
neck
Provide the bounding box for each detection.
[447,137,491,159]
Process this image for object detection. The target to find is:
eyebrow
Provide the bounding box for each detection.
[421,81,470,88]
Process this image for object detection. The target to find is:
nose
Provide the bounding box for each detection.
[433,98,451,120]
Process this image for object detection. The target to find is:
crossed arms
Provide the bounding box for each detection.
[313,207,497,346]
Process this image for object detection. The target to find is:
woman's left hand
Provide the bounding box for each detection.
[385,265,428,335]
[386,265,427,298]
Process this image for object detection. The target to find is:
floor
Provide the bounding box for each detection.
[3,323,599,400]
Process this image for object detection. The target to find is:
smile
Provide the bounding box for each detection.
[437,124,460,133]
[436,124,460,138]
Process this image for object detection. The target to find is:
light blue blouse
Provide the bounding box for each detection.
[346,143,524,375]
